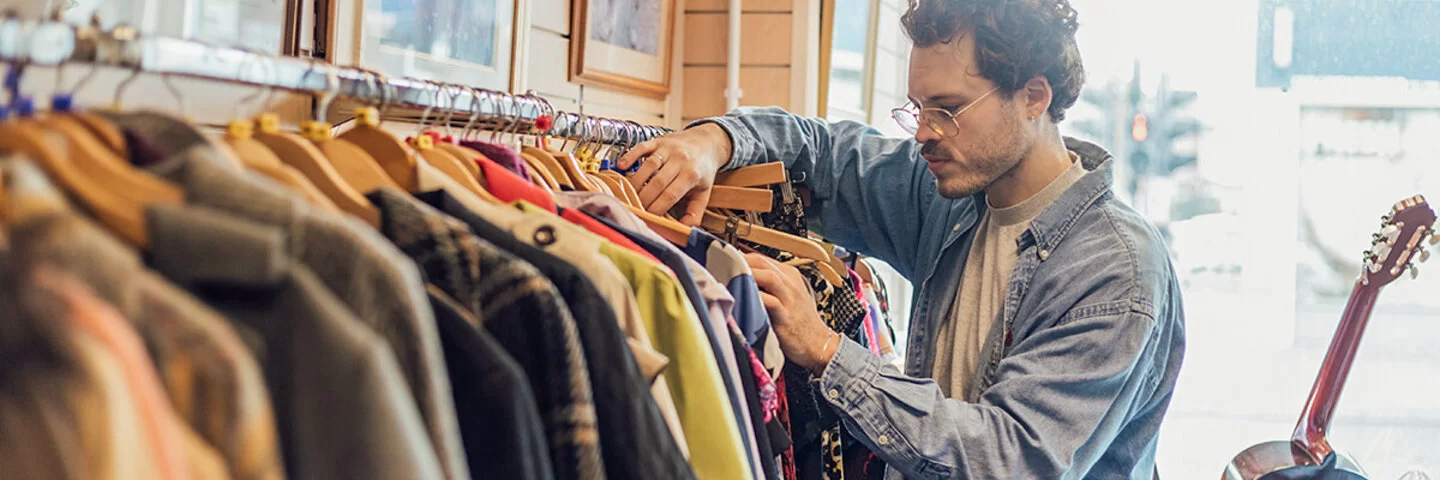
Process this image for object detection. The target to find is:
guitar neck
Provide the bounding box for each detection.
[1290,281,1381,461]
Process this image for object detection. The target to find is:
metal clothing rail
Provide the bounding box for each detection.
[0,16,671,146]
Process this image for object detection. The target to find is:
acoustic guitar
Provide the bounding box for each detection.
[1222,195,1437,480]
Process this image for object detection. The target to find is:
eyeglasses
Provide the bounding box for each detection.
[891,86,1001,137]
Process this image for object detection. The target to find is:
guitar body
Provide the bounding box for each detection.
[1223,441,1365,480]
[1219,195,1435,480]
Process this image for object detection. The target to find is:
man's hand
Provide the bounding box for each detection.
[617,123,733,226]
[746,253,841,374]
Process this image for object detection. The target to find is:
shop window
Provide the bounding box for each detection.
[1058,0,1440,477]
[52,0,294,54]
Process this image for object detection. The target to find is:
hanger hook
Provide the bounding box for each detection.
[525,91,556,132]
[572,115,590,153]
[625,121,641,149]
[504,94,526,137]
[556,114,572,152]
[258,56,281,115]
[440,84,463,138]
[488,94,506,142]
[566,114,584,152]
[586,116,601,151]
[61,15,103,98]
[235,50,270,119]
[462,86,484,140]
[597,118,613,153]
[158,71,187,117]
[299,60,340,123]
[599,119,618,161]
[113,59,142,108]
[414,80,438,135]
[514,94,535,136]
[379,71,395,127]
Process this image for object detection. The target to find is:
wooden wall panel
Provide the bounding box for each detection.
[527,30,583,101]
[685,0,792,13]
[740,67,792,108]
[531,0,572,34]
[682,66,791,117]
[684,13,793,66]
[586,86,668,115]
[681,66,727,116]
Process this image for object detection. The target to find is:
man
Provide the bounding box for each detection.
[617,0,1185,477]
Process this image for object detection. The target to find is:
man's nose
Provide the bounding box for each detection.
[914,123,941,144]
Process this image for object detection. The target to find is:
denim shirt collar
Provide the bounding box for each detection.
[1016,137,1117,256]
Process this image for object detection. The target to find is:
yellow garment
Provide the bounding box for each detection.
[593,242,754,480]
[509,202,752,480]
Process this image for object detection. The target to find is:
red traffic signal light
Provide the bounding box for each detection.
[1131,113,1149,142]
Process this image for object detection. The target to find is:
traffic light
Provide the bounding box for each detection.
[1129,75,1201,177]
[1131,113,1149,142]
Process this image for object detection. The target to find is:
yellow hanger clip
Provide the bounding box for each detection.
[409,132,434,151]
[355,106,381,127]
[300,120,333,141]
[255,113,283,134]
[227,119,256,140]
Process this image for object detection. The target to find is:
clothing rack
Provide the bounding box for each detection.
[0,16,671,146]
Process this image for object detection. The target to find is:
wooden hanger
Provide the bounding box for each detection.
[854,256,875,288]
[550,147,603,191]
[520,151,564,190]
[33,113,184,206]
[708,185,774,212]
[715,162,787,187]
[411,132,501,203]
[522,146,575,190]
[785,257,847,291]
[224,119,339,211]
[0,161,7,221]
[69,110,127,154]
[700,210,844,285]
[410,131,477,187]
[308,121,402,195]
[220,69,338,210]
[401,83,481,189]
[587,173,617,196]
[435,137,482,177]
[813,236,852,279]
[0,121,149,246]
[598,170,644,207]
[632,207,692,246]
[403,102,489,195]
[253,113,382,226]
[432,86,485,178]
[337,106,419,190]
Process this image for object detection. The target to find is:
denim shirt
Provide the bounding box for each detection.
[698,107,1186,479]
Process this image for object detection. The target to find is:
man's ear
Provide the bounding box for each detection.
[1022,76,1053,121]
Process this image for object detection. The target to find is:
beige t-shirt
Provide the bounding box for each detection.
[931,154,1086,401]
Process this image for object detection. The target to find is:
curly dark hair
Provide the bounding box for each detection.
[901,0,1084,122]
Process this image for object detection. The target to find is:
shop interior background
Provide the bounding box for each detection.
[18,0,1440,477]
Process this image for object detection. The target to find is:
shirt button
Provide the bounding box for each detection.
[533,226,557,246]
[877,434,890,446]
[1038,249,1050,260]
[828,388,840,399]
[952,224,961,232]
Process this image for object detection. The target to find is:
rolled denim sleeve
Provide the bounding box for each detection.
[818,309,1162,479]
[690,107,937,279]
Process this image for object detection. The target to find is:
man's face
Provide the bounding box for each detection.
[907,35,1034,199]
